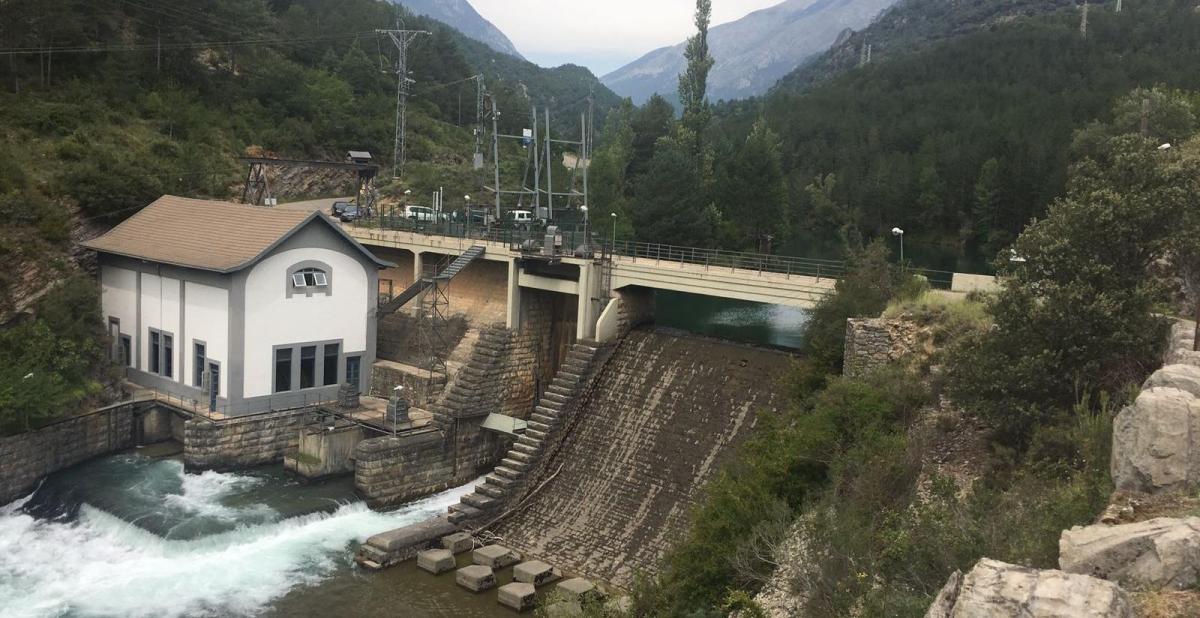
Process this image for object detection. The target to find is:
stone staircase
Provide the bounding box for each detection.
[448,340,601,525]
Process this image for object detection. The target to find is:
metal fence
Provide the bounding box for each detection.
[350,217,961,289]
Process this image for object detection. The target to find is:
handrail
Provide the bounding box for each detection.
[350,218,967,290]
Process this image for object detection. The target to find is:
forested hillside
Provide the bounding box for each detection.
[0,0,616,315]
[0,0,617,427]
[756,0,1200,261]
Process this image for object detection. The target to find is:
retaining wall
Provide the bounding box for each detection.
[183,408,313,470]
[843,317,925,378]
[0,405,135,506]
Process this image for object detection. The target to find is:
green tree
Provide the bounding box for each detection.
[677,0,714,155]
[948,133,1194,444]
[632,141,714,246]
[719,120,787,249]
[628,94,675,180]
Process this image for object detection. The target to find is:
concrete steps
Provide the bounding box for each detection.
[446,342,602,526]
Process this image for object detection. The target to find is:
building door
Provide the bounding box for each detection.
[346,355,361,394]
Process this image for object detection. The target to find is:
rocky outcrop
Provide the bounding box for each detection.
[1060,517,1200,591]
[1111,387,1200,493]
[1163,320,1200,367]
[1142,363,1200,397]
[926,558,1133,618]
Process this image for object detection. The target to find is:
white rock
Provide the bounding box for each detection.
[1143,365,1200,398]
[1111,387,1200,493]
[1060,517,1200,590]
[925,558,1133,618]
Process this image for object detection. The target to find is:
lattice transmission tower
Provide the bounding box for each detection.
[377,19,429,180]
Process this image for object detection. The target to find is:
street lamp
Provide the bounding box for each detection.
[464,195,472,237]
[580,205,590,253]
[892,227,905,267]
[611,212,618,251]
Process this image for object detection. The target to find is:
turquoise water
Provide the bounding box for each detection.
[654,290,810,349]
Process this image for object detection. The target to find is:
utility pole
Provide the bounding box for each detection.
[532,106,541,215]
[377,18,429,180]
[544,107,554,222]
[473,74,485,170]
[491,94,501,219]
[1080,2,1089,39]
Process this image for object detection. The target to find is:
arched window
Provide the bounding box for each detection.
[286,261,333,298]
[291,268,328,288]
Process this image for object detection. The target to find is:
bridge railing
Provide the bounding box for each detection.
[350,217,959,289]
[606,240,846,280]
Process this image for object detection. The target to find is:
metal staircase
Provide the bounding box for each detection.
[377,246,485,317]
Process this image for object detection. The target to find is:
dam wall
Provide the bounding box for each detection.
[183,408,313,470]
[491,328,793,586]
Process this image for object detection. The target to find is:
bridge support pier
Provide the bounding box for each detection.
[576,263,597,341]
[506,258,521,330]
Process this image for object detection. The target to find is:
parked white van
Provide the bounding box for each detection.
[404,205,436,222]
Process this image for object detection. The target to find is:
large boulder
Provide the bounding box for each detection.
[1164,321,1199,367]
[1111,387,1200,493]
[1059,517,1200,590]
[1142,364,1200,398]
[925,558,1133,618]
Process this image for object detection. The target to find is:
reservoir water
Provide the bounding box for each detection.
[655,290,809,349]
[0,452,506,618]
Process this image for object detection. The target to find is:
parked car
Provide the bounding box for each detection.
[404,205,436,222]
[339,204,370,222]
[331,201,354,218]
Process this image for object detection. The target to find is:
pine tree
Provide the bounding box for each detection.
[678,0,714,155]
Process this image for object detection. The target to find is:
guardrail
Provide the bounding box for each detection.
[350,217,960,289]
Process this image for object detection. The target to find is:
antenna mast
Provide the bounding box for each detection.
[377,17,429,181]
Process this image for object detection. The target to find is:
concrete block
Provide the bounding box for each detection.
[417,549,455,574]
[456,564,497,592]
[473,544,521,569]
[441,531,474,554]
[556,577,600,602]
[497,582,538,611]
[513,560,559,586]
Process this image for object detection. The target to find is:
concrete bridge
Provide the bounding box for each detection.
[344,225,995,341]
[345,226,845,340]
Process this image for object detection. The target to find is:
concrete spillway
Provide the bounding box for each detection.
[492,328,793,586]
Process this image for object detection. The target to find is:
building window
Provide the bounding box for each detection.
[291,268,328,288]
[149,330,160,374]
[162,334,173,378]
[275,348,292,393]
[346,355,362,394]
[323,344,339,386]
[299,346,317,389]
[194,342,206,387]
[120,336,132,368]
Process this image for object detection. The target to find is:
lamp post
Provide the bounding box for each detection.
[464,195,471,238]
[580,205,589,254]
[891,227,905,268]
[611,212,618,252]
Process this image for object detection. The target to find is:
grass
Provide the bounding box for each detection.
[884,290,992,348]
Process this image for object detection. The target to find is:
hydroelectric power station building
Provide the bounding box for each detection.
[82,195,390,415]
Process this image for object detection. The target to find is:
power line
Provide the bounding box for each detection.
[0,32,370,56]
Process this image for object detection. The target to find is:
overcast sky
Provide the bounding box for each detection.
[470,0,782,76]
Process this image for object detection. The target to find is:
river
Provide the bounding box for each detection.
[0,452,508,618]
[655,291,809,349]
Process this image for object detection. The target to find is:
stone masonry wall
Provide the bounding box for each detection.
[843,317,924,378]
[493,329,794,586]
[354,288,574,509]
[183,408,312,470]
[0,405,134,506]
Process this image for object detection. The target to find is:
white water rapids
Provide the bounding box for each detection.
[0,458,474,618]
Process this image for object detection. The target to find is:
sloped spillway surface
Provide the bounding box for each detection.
[0,453,474,618]
[493,328,794,586]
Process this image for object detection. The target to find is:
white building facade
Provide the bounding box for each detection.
[84,196,389,415]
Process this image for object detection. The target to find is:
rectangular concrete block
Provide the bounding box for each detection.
[557,577,600,602]
[513,560,559,586]
[498,582,538,611]
[456,564,497,592]
[473,544,521,569]
[416,548,455,574]
[441,531,474,554]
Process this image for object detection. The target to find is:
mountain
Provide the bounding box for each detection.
[394,0,524,59]
[601,0,900,105]
[774,0,1082,93]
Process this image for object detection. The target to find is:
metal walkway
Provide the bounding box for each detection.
[378,245,485,316]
